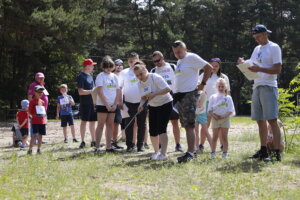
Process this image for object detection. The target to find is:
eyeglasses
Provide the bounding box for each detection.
[153,59,161,63]
[211,58,221,62]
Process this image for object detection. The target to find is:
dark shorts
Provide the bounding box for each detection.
[169,109,179,120]
[61,115,74,127]
[177,90,199,128]
[114,107,122,124]
[95,105,116,113]
[32,124,46,135]
[80,104,97,121]
[20,128,29,136]
[149,102,172,137]
[121,118,127,130]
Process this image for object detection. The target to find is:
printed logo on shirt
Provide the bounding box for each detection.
[257,51,262,63]
[106,79,117,88]
[130,79,138,83]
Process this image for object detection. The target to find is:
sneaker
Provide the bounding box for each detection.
[211,152,216,158]
[151,153,160,160]
[137,146,145,152]
[27,149,32,155]
[250,149,269,160]
[37,149,42,154]
[91,141,96,147]
[106,148,115,153]
[222,152,228,158]
[111,141,124,149]
[157,154,168,161]
[126,146,134,152]
[94,148,101,153]
[20,144,26,149]
[175,144,183,152]
[177,152,194,163]
[64,138,68,143]
[198,144,204,152]
[144,143,150,149]
[79,141,86,149]
[275,151,282,162]
[73,138,79,143]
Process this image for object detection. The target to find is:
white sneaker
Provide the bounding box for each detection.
[222,152,228,158]
[211,152,216,158]
[151,153,160,160]
[157,154,168,161]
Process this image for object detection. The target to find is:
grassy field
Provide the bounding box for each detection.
[0,117,299,200]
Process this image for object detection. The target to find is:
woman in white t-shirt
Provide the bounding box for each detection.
[95,56,120,152]
[208,78,235,158]
[134,63,173,161]
[198,58,231,151]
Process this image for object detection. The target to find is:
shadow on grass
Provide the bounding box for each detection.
[291,160,300,168]
[216,159,267,173]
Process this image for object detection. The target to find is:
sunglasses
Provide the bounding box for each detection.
[211,58,221,62]
[171,41,182,48]
[153,59,161,63]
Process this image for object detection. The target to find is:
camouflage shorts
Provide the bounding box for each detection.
[177,90,199,128]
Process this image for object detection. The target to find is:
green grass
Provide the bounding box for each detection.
[0,117,300,200]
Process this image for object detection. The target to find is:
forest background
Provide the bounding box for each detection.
[0,0,299,119]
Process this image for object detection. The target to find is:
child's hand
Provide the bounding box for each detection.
[106,105,112,112]
[137,106,144,113]
[111,105,117,112]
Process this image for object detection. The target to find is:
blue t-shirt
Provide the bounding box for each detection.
[77,72,95,104]
[57,95,73,115]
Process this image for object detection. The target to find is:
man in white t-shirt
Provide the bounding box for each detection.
[119,52,147,152]
[172,40,213,163]
[150,51,183,152]
[238,24,282,161]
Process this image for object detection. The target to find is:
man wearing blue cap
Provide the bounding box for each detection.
[237,24,282,161]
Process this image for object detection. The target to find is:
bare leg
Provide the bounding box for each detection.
[80,121,87,141]
[194,123,200,148]
[150,136,159,153]
[132,119,137,145]
[268,119,281,149]
[105,114,115,149]
[37,135,43,149]
[95,113,107,149]
[211,128,220,152]
[171,120,180,144]
[22,135,28,146]
[89,121,96,142]
[185,127,195,153]
[29,134,37,149]
[63,127,67,139]
[220,128,229,153]
[112,123,119,141]
[201,124,212,148]
[159,133,168,155]
[70,125,76,138]
[257,120,268,146]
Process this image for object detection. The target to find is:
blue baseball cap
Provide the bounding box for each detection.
[21,100,29,109]
[252,24,272,34]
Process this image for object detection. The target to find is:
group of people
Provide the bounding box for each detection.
[12,24,283,162]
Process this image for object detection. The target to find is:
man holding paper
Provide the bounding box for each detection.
[237,24,282,161]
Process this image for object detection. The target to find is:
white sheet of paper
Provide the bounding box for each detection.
[236,62,261,80]
[121,104,130,118]
[43,88,49,96]
[35,105,46,115]
[59,96,70,105]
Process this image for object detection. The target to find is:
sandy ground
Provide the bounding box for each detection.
[0,119,258,151]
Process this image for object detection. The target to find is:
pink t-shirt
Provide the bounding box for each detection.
[28,81,49,110]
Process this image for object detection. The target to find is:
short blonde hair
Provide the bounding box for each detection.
[59,84,68,89]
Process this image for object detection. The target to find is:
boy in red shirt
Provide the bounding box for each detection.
[28,85,47,155]
[17,100,30,148]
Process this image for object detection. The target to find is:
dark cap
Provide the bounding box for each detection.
[252,24,272,34]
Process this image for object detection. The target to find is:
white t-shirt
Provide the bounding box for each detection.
[199,73,231,99]
[138,73,173,107]
[208,93,235,117]
[250,41,282,89]
[151,62,176,92]
[119,68,141,103]
[95,72,119,106]
[174,52,208,93]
